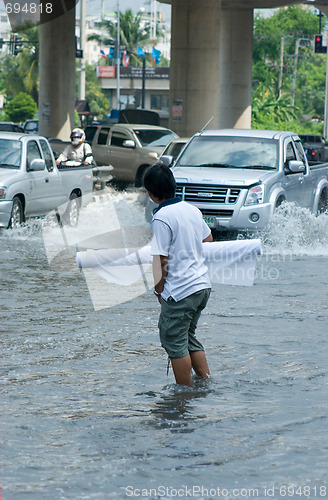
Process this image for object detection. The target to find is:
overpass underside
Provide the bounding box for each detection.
[165,0,328,136]
[35,0,328,139]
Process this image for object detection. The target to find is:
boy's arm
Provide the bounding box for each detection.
[203,232,213,243]
[153,255,168,294]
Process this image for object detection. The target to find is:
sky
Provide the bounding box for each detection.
[86,0,172,24]
[0,0,172,24]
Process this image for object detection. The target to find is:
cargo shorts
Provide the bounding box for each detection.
[158,288,211,359]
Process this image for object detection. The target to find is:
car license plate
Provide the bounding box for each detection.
[203,215,215,228]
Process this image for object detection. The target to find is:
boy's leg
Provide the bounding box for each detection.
[171,355,192,386]
[190,350,210,379]
[188,289,211,379]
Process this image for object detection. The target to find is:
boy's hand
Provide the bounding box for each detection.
[154,289,162,304]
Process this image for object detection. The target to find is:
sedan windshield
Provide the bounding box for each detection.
[176,136,278,170]
[0,139,22,168]
[134,129,178,148]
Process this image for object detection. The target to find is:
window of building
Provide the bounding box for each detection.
[150,94,169,112]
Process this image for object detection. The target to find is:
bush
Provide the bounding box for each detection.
[5,92,37,123]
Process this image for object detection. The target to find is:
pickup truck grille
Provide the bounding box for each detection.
[176,184,241,204]
[201,209,234,217]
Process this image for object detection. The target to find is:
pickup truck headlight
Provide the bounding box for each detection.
[148,152,159,161]
[245,185,264,205]
[0,186,7,199]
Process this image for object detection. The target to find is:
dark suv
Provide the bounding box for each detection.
[0,122,24,133]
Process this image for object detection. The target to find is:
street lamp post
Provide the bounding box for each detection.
[79,0,86,101]
[116,0,120,110]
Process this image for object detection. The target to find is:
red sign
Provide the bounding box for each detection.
[171,100,183,121]
[97,66,116,78]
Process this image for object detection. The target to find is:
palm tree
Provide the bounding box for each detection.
[252,83,297,125]
[88,9,151,65]
[18,26,39,103]
[0,25,39,104]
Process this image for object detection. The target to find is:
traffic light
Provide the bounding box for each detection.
[75,36,83,58]
[314,34,327,54]
[108,42,120,59]
[13,34,23,56]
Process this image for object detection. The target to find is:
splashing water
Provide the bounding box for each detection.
[3,192,328,258]
[260,202,328,256]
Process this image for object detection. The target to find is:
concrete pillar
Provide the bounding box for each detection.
[169,0,253,136]
[217,8,253,129]
[169,0,222,137]
[39,7,76,140]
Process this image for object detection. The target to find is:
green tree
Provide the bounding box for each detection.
[0,56,23,101]
[85,63,109,119]
[0,26,39,103]
[17,26,39,103]
[253,6,325,127]
[5,91,37,122]
[252,83,297,127]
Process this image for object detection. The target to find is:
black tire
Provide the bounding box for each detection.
[275,197,285,209]
[317,190,328,214]
[9,196,24,228]
[135,165,149,188]
[64,193,80,227]
[111,179,129,191]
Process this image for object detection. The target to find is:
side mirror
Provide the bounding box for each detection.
[28,159,46,171]
[286,160,306,174]
[123,139,136,149]
[160,155,174,167]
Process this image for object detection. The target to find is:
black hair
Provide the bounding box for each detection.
[143,163,176,200]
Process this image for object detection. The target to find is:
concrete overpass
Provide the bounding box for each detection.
[35,0,328,139]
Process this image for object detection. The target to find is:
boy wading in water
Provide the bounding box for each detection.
[143,164,213,386]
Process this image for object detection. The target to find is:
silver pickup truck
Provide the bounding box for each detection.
[149,129,328,233]
[0,132,93,229]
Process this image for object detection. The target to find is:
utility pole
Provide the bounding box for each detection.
[291,38,300,107]
[324,36,328,138]
[79,0,86,101]
[291,38,310,108]
[116,0,120,109]
[278,36,284,98]
[151,0,157,40]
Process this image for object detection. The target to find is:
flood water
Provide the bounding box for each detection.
[1,189,328,500]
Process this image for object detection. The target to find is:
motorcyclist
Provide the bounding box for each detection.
[56,128,94,165]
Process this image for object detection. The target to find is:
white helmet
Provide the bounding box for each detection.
[70,128,85,146]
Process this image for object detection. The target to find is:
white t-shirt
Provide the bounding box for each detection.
[151,198,211,301]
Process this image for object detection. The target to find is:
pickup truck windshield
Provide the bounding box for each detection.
[0,139,22,168]
[176,136,278,170]
[134,129,177,148]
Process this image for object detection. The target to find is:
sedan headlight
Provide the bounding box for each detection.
[0,186,7,199]
[245,184,264,205]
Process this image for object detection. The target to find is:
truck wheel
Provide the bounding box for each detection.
[135,165,149,187]
[275,197,285,209]
[64,193,80,226]
[317,190,328,214]
[9,196,24,228]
